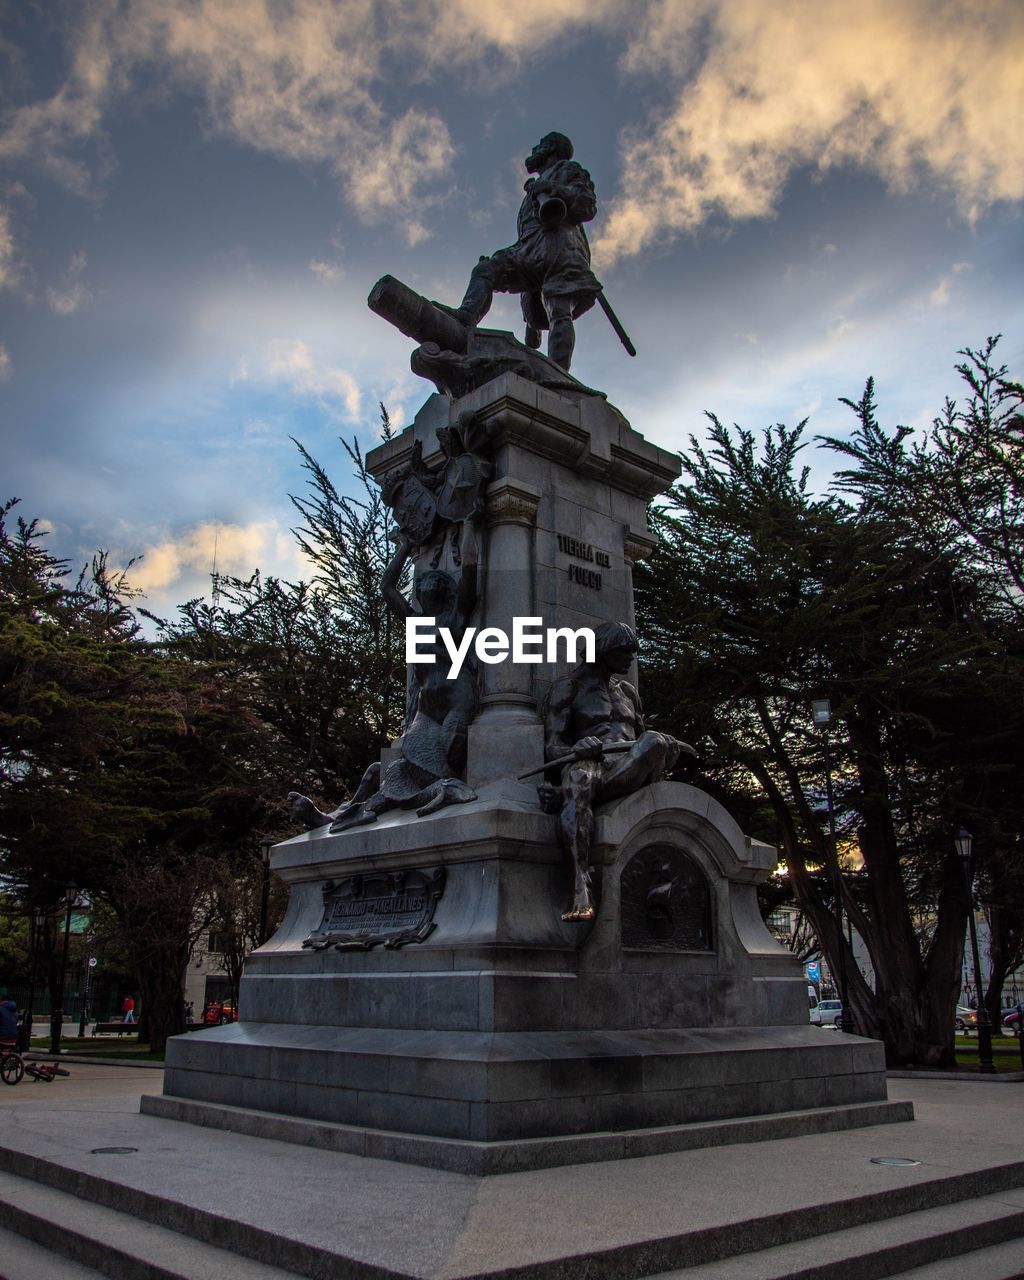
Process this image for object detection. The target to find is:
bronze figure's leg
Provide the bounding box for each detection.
[599,732,682,803]
[328,762,383,831]
[521,291,546,349]
[455,257,497,327]
[560,759,600,920]
[546,295,575,371]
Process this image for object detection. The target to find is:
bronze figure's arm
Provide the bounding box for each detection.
[553,161,597,224]
[381,534,414,620]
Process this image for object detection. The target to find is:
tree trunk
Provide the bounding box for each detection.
[748,699,964,1068]
[985,898,1024,1029]
[133,942,188,1055]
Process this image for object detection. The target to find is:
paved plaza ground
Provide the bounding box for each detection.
[0,1060,1020,1278]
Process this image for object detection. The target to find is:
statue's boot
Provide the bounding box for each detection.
[449,259,495,326]
[547,310,575,371]
[521,292,546,350]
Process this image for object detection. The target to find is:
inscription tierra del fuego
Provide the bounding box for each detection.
[557,533,610,592]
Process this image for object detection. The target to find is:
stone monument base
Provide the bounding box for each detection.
[158,781,904,1170]
[144,1084,910,1176]
[150,1021,906,1173]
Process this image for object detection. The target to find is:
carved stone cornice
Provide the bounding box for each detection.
[486,480,541,527]
[623,529,658,564]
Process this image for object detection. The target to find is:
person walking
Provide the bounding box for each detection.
[122,995,135,1024]
[0,993,18,1046]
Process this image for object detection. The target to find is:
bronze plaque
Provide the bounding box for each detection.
[620,844,713,952]
[303,867,445,951]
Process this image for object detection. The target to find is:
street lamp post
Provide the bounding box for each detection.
[49,885,77,1056]
[811,699,853,1034]
[78,930,96,1038]
[258,839,273,946]
[955,828,996,1073]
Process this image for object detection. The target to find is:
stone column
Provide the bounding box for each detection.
[466,478,545,788]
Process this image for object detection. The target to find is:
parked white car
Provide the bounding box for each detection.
[810,998,844,1027]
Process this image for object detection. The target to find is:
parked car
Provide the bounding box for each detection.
[954,1005,978,1033]
[1002,1009,1021,1037]
[202,999,237,1026]
[811,999,843,1027]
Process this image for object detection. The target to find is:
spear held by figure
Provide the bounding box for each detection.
[518,739,635,781]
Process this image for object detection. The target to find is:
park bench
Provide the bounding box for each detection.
[93,1021,139,1035]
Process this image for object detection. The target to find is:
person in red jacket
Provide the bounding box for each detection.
[122,995,135,1024]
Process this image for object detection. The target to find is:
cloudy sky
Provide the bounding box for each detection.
[2,0,1021,617]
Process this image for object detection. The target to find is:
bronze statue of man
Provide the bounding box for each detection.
[541,622,694,921]
[446,131,602,372]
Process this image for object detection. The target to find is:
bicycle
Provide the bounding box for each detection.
[22,1060,70,1083]
[0,1042,24,1086]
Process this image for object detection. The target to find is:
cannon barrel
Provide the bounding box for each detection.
[367,275,469,354]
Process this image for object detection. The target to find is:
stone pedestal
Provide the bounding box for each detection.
[156,366,902,1171]
[364,367,679,785]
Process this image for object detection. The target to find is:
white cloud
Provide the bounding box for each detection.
[0,207,16,290]
[344,108,454,244]
[264,337,361,419]
[0,0,458,235]
[435,0,615,56]
[930,278,951,308]
[596,0,1024,265]
[0,5,116,197]
[0,342,12,381]
[828,317,856,342]
[310,259,344,283]
[123,518,303,596]
[927,260,972,308]
[1,0,1020,267]
[45,251,90,316]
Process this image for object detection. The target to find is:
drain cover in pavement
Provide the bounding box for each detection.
[871,1156,920,1166]
[90,1147,138,1155]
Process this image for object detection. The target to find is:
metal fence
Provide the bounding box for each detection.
[3,977,129,1024]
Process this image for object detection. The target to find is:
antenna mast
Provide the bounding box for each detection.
[211,521,221,608]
